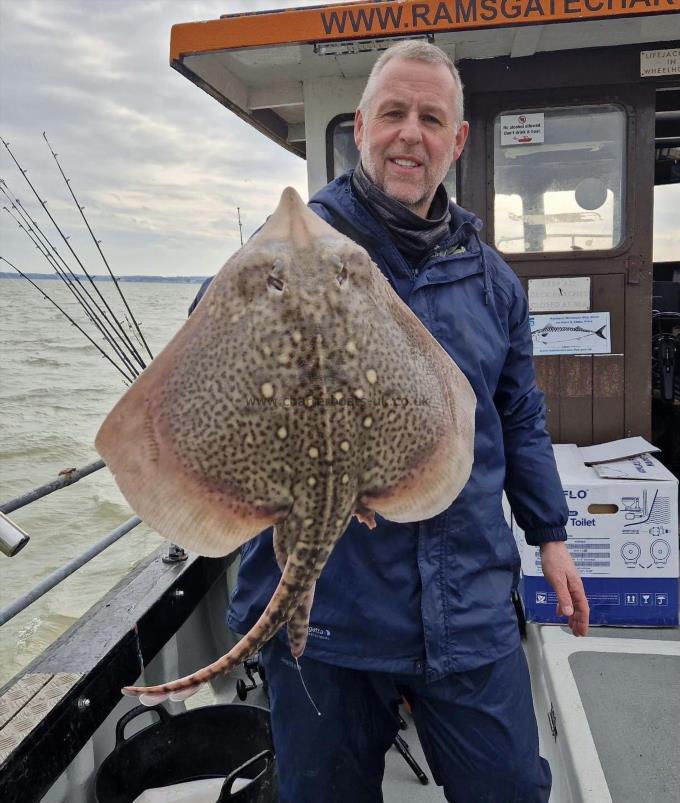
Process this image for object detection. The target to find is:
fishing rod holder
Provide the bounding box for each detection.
[0,511,30,557]
[163,543,189,564]
[236,655,267,701]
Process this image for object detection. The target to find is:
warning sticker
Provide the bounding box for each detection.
[500,113,544,146]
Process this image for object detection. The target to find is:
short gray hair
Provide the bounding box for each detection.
[358,40,464,125]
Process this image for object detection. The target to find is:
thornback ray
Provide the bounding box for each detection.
[95,186,476,702]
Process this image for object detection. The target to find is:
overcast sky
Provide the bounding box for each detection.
[1,2,677,278]
[0,1,340,278]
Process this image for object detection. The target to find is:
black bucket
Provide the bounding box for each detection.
[95,704,278,803]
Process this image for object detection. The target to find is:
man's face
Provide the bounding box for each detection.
[354,58,469,217]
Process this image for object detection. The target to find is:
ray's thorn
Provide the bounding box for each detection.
[1,136,147,371]
[294,656,322,717]
[42,131,154,364]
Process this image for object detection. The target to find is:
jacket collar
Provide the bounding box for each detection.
[311,170,483,252]
[310,171,490,303]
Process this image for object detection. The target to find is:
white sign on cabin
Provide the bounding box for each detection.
[529,312,611,356]
[500,113,544,146]
[641,48,680,78]
[528,277,591,312]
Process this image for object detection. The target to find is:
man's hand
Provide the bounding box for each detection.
[540,541,589,636]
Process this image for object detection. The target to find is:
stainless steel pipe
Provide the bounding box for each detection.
[0,510,30,557]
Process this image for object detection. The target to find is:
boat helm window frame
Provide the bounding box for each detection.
[492,103,628,257]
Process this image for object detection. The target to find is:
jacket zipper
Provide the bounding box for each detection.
[414,241,472,277]
[413,244,441,278]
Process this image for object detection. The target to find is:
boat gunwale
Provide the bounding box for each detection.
[0,546,232,802]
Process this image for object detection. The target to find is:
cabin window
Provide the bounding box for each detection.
[326,114,457,200]
[493,105,626,254]
[653,183,680,263]
[328,116,358,178]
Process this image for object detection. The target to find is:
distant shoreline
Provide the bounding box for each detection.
[0,272,209,285]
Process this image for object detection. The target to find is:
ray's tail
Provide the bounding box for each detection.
[122,551,316,705]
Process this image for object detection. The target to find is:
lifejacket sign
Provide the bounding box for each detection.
[641,48,680,77]
[501,113,545,146]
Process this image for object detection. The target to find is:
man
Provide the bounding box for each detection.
[192,40,589,803]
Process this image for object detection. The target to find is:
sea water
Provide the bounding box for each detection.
[0,277,202,687]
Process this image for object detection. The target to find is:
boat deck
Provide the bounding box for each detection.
[527,624,680,803]
[2,547,678,802]
[201,624,680,803]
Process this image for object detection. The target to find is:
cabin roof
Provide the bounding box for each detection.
[169,2,680,157]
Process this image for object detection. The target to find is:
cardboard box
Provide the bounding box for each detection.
[514,438,678,626]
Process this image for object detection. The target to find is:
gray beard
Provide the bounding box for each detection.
[351,161,452,264]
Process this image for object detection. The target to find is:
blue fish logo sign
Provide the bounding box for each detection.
[531,321,607,344]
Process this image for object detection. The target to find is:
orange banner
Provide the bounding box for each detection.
[171,0,678,60]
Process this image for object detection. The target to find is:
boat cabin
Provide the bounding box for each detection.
[171,1,680,449]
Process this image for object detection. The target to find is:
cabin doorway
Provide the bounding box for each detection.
[459,51,659,446]
[651,87,680,473]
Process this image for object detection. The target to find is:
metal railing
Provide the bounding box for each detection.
[0,515,141,626]
[1,459,105,515]
[0,141,172,628]
[1,459,109,560]
[0,459,185,625]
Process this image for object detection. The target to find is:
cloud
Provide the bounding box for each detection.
[0,0,323,277]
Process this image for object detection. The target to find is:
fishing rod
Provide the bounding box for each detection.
[1,183,140,378]
[2,191,139,378]
[2,201,140,379]
[123,312,147,353]
[0,137,148,372]
[3,200,99,329]
[43,132,154,363]
[0,178,143,377]
[0,257,135,384]
[1,182,136,348]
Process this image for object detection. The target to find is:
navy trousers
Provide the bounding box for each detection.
[260,639,551,803]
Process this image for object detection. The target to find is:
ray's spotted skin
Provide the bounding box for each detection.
[95,188,476,704]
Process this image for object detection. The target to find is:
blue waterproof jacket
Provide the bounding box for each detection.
[193,172,569,681]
